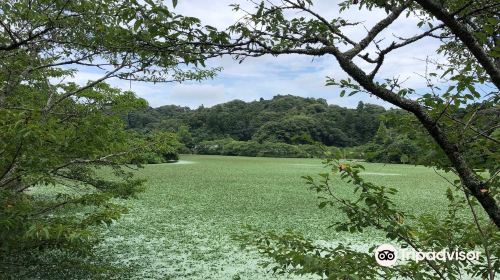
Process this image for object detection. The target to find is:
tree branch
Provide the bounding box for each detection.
[343,0,413,59]
[415,0,500,89]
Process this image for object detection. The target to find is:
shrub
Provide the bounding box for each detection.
[257,142,308,158]
[194,139,233,155]
[129,132,181,164]
[195,139,329,158]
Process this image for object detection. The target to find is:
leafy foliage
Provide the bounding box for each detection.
[237,154,499,279]
[0,0,219,275]
[224,0,499,278]
[195,139,328,158]
[129,131,181,164]
[127,96,387,149]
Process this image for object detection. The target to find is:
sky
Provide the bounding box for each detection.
[76,0,443,109]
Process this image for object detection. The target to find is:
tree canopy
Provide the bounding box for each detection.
[0,0,222,275]
[127,95,388,147]
[221,0,499,228]
[1,0,498,278]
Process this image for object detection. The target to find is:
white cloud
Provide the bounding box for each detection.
[166,83,227,107]
[67,0,445,109]
[107,80,228,108]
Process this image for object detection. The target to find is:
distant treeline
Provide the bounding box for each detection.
[126,95,388,146]
[125,95,432,163]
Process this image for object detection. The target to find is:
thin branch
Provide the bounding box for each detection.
[45,63,126,112]
[343,0,413,59]
[415,0,500,89]
[461,184,495,280]
[0,26,54,51]
[444,113,500,145]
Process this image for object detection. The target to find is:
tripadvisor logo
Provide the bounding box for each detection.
[374,244,397,267]
[374,244,480,267]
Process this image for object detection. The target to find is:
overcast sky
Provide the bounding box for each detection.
[78,0,443,108]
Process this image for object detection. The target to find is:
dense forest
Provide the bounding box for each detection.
[126,95,385,146]
[124,95,429,162]
[125,94,497,168]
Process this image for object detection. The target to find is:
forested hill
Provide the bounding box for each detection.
[125,95,389,147]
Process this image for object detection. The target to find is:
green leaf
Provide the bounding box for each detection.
[256,2,264,18]
[134,19,142,31]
